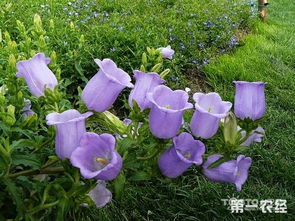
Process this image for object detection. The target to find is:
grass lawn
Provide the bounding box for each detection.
[91,0,294,220]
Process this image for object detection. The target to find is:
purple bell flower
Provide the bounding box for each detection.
[70,132,122,180]
[128,70,165,110]
[82,59,134,112]
[233,81,266,120]
[16,53,58,97]
[46,109,93,159]
[123,118,132,125]
[23,99,35,118]
[158,132,205,178]
[88,181,112,208]
[190,93,232,139]
[202,154,252,192]
[158,45,175,59]
[147,85,193,139]
[241,126,265,146]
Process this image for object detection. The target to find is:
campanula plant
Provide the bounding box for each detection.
[0,44,266,220]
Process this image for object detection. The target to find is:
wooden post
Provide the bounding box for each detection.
[258,0,269,21]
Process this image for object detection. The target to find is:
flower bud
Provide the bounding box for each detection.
[8,54,16,71]
[8,41,18,54]
[98,111,128,135]
[141,52,147,65]
[16,20,26,36]
[50,51,57,68]
[151,63,162,72]
[4,31,11,42]
[159,69,170,79]
[5,105,16,126]
[70,22,75,29]
[38,35,47,51]
[49,19,55,30]
[34,14,43,32]
[223,112,238,145]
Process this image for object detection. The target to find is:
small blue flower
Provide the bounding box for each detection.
[198,43,204,48]
[202,59,209,65]
[171,76,179,82]
[169,36,176,41]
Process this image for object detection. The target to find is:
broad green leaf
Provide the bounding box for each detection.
[129,171,151,181]
[114,173,126,200]
[11,153,41,169]
[2,177,24,218]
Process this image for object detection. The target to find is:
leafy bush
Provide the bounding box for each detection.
[0,0,257,220]
[0,44,266,219]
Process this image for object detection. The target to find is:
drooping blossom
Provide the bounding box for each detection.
[202,154,252,192]
[147,85,193,139]
[88,181,112,208]
[70,132,122,180]
[233,81,266,120]
[128,70,165,110]
[46,109,93,159]
[240,126,265,146]
[158,132,205,178]
[16,53,58,97]
[82,59,133,112]
[158,45,175,59]
[123,118,132,126]
[190,93,232,139]
[23,99,35,118]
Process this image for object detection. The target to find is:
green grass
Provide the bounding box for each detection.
[0,0,250,94]
[90,0,295,220]
[1,0,294,220]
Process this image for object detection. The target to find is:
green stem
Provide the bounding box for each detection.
[28,200,59,214]
[8,166,64,179]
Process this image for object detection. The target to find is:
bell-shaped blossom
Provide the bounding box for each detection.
[88,181,112,208]
[23,99,35,118]
[128,70,165,110]
[158,45,175,59]
[16,53,58,97]
[46,109,93,159]
[202,154,252,192]
[241,126,265,146]
[234,81,266,120]
[190,93,232,139]
[82,59,133,112]
[123,118,132,125]
[70,132,122,180]
[147,85,193,139]
[158,132,205,178]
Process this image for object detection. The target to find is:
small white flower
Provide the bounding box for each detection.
[185,87,191,93]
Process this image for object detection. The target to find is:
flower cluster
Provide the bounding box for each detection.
[16,46,266,208]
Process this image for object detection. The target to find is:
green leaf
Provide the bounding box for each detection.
[132,100,141,113]
[11,153,41,169]
[2,177,24,218]
[74,61,88,83]
[129,171,151,181]
[10,139,38,150]
[113,173,126,200]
